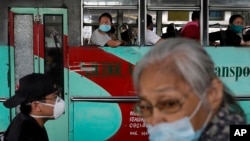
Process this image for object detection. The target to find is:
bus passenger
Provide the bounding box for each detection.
[209,14,250,46]
[133,38,246,141]
[180,11,200,41]
[162,23,178,38]
[3,73,65,141]
[90,13,125,47]
[145,14,162,45]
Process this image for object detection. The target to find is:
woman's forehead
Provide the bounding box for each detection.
[139,67,190,95]
[100,16,110,22]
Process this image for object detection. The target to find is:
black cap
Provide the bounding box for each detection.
[4,73,58,108]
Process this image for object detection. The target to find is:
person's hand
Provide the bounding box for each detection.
[245,41,250,46]
[209,41,220,46]
[121,41,129,46]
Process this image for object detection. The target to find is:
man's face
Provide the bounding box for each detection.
[37,92,58,117]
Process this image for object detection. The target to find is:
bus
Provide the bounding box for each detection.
[0,0,250,140]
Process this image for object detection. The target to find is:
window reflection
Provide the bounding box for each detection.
[44,15,64,95]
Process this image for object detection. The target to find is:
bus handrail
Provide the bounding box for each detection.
[0,98,7,102]
[70,96,139,103]
[236,96,250,101]
[70,96,250,102]
[83,5,137,10]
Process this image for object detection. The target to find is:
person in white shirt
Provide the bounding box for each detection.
[145,14,162,45]
[90,13,125,47]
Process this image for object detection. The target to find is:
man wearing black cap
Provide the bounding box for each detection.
[3,73,65,141]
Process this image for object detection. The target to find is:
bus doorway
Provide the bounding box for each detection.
[8,7,69,141]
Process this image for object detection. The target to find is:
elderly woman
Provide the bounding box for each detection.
[133,38,246,141]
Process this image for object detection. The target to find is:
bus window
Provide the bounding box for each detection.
[208,10,250,46]
[44,15,64,95]
[161,11,190,37]
[81,0,138,46]
[82,10,117,45]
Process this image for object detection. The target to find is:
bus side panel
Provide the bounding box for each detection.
[68,47,149,141]
[0,45,10,132]
[68,46,250,140]
[206,47,250,123]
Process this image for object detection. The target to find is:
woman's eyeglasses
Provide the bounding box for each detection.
[134,96,186,118]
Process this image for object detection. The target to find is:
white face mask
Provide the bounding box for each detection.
[31,96,65,119]
[147,93,212,141]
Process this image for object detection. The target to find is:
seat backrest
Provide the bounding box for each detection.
[120,23,132,44]
[0,132,4,141]
[220,30,226,46]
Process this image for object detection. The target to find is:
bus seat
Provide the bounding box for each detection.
[209,23,226,46]
[120,23,132,45]
[243,27,250,42]
[162,23,178,38]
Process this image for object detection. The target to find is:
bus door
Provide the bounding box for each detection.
[0,47,9,133]
[8,7,68,141]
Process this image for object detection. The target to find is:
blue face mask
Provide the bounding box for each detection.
[99,24,111,32]
[231,24,243,33]
[147,94,212,141]
[147,117,203,141]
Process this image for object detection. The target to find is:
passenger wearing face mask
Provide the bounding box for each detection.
[90,13,125,47]
[133,38,246,141]
[210,14,250,46]
[3,73,65,141]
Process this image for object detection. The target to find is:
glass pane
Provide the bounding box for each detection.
[83,10,117,24]
[161,11,191,37]
[44,15,64,92]
[83,0,137,5]
[44,16,63,48]
[14,15,34,82]
[208,11,230,33]
[147,0,200,6]
[210,0,250,6]
[123,10,138,24]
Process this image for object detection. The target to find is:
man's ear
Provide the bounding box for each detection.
[206,78,223,113]
[31,101,42,112]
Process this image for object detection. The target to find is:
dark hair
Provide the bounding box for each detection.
[167,24,175,32]
[223,86,245,117]
[20,104,32,114]
[229,14,244,24]
[99,13,112,23]
[192,11,200,21]
[147,14,153,27]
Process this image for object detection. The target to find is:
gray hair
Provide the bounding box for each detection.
[133,38,216,98]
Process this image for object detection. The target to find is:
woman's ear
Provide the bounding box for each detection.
[206,78,223,113]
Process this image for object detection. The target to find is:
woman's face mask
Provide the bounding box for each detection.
[231,24,243,33]
[146,93,212,141]
[99,24,111,32]
[31,96,65,119]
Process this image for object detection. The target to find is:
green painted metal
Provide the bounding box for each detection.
[8,47,16,118]
[0,46,10,132]
[10,7,37,14]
